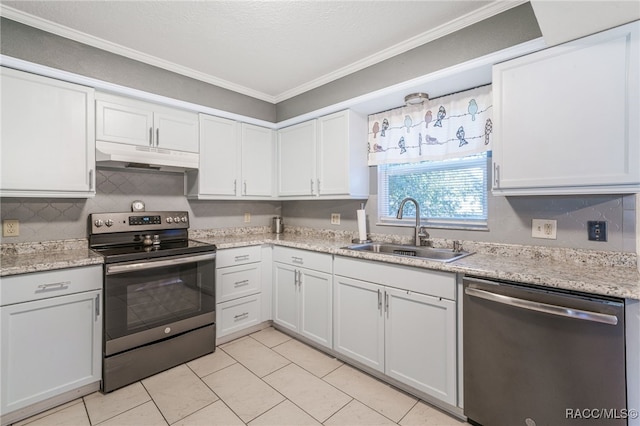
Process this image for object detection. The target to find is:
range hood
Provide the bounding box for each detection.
[96,141,199,173]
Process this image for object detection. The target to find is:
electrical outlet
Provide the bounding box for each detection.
[2,219,19,237]
[331,213,341,225]
[244,212,251,223]
[588,221,607,242]
[531,219,556,239]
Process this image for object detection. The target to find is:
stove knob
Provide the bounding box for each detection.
[105,219,114,227]
[181,216,188,223]
[94,219,104,227]
[174,217,180,223]
[166,217,173,223]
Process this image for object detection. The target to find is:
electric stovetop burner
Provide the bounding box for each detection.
[88,211,215,263]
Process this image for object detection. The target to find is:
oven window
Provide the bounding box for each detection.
[105,257,215,341]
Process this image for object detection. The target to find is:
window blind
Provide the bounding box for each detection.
[378,153,488,228]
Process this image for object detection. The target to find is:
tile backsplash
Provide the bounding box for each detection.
[0,169,280,243]
[0,168,636,253]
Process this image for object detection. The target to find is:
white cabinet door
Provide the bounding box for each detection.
[241,123,274,197]
[333,275,385,373]
[0,290,102,415]
[197,115,240,196]
[154,109,199,153]
[316,110,368,197]
[299,268,332,349]
[317,110,349,196]
[1,68,95,197]
[96,94,199,153]
[277,120,317,197]
[186,117,274,199]
[385,287,457,405]
[96,99,153,147]
[272,262,299,333]
[492,21,639,195]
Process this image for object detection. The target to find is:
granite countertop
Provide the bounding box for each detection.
[192,230,640,300]
[0,239,104,277]
[2,231,639,300]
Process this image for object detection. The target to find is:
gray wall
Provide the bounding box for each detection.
[283,167,636,253]
[0,18,276,122]
[1,3,635,252]
[0,169,280,243]
[1,166,635,252]
[276,3,542,121]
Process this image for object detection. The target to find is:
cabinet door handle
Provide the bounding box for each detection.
[156,128,160,146]
[377,289,382,310]
[234,254,250,262]
[317,179,320,195]
[385,292,389,318]
[234,312,249,321]
[95,294,101,321]
[310,179,314,195]
[493,163,500,188]
[234,179,237,195]
[89,169,94,190]
[291,256,304,265]
[234,279,250,287]
[149,127,153,146]
[244,180,247,195]
[36,281,70,293]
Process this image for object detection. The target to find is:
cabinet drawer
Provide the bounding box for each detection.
[273,246,332,272]
[216,263,261,303]
[216,246,262,268]
[0,266,103,306]
[216,294,261,337]
[334,257,455,300]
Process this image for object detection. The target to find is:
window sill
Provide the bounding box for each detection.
[376,219,489,232]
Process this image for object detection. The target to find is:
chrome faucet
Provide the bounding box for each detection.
[396,197,428,246]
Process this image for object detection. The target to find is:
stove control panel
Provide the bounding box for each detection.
[90,211,189,234]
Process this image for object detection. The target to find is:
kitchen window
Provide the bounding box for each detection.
[368,85,492,230]
[377,152,489,229]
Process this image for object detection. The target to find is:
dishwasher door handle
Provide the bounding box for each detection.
[464,286,619,325]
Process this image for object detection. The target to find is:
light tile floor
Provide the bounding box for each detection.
[14,327,466,426]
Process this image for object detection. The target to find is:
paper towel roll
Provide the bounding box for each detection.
[357,209,367,242]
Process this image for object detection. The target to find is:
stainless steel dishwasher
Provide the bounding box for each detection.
[463,276,627,426]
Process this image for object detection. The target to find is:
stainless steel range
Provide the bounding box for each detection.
[89,211,216,393]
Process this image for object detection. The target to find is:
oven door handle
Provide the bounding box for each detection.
[106,252,216,275]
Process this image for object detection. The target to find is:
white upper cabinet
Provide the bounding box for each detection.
[277,110,369,199]
[492,21,639,195]
[185,114,274,199]
[242,123,276,197]
[277,120,317,197]
[0,67,96,198]
[96,93,198,153]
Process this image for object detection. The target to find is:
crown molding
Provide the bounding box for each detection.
[273,0,529,102]
[1,1,527,104]
[0,4,277,103]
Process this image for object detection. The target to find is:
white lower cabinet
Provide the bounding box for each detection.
[215,246,263,339]
[272,247,332,348]
[0,266,102,421]
[333,257,457,406]
[217,293,262,337]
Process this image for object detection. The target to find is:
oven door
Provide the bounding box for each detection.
[104,252,215,356]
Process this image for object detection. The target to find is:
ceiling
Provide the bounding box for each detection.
[0,1,524,103]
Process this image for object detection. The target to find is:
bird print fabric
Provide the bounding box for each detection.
[367,85,492,166]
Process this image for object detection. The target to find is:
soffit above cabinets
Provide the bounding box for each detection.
[0,0,523,103]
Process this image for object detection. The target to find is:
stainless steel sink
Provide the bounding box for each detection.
[343,243,473,263]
